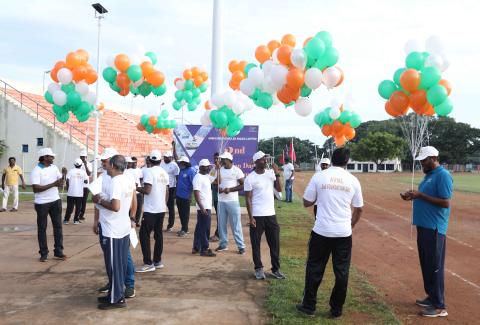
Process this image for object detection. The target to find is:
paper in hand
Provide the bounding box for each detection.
[130,228,139,249]
[88,176,102,196]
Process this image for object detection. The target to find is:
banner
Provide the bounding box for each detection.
[173,125,259,174]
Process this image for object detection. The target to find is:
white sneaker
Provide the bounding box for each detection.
[154,262,164,269]
[135,264,155,273]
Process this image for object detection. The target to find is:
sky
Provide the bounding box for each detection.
[0,0,478,145]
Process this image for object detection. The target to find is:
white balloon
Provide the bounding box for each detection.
[84,92,97,105]
[175,79,185,90]
[141,55,152,64]
[47,83,60,95]
[322,67,342,89]
[133,78,144,87]
[425,54,444,70]
[329,107,341,119]
[272,48,279,64]
[200,112,211,126]
[440,54,450,72]
[344,93,356,110]
[304,68,323,89]
[261,77,276,94]
[52,90,67,106]
[290,49,307,69]
[294,97,313,117]
[270,65,288,89]
[57,68,72,85]
[272,93,280,105]
[224,91,236,108]
[106,55,116,69]
[210,93,225,107]
[330,98,342,111]
[240,79,255,96]
[75,81,89,96]
[262,60,274,77]
[130,54,142,65]
[425,35,445,55]
[232,100,245,115]
[404,39,423,54]
[248,67,264,87]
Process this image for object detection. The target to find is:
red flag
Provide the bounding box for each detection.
[280,150,285,164]
[290,138,296,162]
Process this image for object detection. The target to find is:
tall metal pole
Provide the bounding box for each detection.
[93,13,104,180]
[211,0,223,96]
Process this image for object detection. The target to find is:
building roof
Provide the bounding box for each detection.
[4,88,172,158]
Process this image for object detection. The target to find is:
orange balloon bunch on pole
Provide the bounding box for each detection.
[172,66,209,112]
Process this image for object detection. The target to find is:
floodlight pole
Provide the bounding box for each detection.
[211,0,223,96]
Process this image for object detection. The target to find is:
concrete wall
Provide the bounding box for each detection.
[347,158,403,173]
[0,95,84,184]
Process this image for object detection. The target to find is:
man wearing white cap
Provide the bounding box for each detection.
[215,151,246,254]
[400,146,453,318]
[192,159,216,257]
[78,149,92,221]
[31,148,67,262]
[245,151,285,280]
[175,156,196,237]
[161,151,180,232]
[136,150,169,272]
[63,159,89,225]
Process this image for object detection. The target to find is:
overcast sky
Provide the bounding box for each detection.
[0,0,478,145]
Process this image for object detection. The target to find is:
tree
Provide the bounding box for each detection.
[350,132,406,170]
[0,140,6,159]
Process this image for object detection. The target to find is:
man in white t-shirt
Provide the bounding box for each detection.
[245,151,285,280]
[313,157,330,218]
[297,148,363,318]
[136,150,169,273]
[78,149,92,221]
[161,151,180,232]
[282,158,295,203]
[31,148,67,262]
[64,158,88,225]
[93,154,137,310]
[192,159,217,257]
[215,152,246,254]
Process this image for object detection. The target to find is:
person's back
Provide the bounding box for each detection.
[143,165,169,213]
[67,167,88,198]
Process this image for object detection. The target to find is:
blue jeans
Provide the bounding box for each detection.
[125,249,135,289]
[218,201,245,249]
[285,179,293,202]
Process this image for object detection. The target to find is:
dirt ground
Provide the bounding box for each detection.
[0,203,271,325]
[294,172,480,325]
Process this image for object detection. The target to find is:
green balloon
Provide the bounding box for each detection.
[170,120,177,128]
[323,107,334,125]
[160,110,169,119]
[61,83,75,94]
[216,112,228,128]
[183,90,193,103]
[427,85,448,106]
[172,100,183,110]
[138,82,152,97]
[251,88,261,100]
[322,47,339,67]
[314,112,323,126]
[110,81,121,92]
[225,108,236,122]
[102,67,117,83]
[393,68,407,87]
[156,119,166,129]
[144,51,157,65]
[140,114,149,126]
[67,91,82,108]
[378,80,398,99]
[314,58,328,71]
[244,63,257,75]
[152,84,166,96]
[209,110,218,126]
[434,98,453,116]
[184,79,194,90]
[130,84,140,95]
[78,102,91,115]
[306,55,316,69]
[52,104,63,116]
[304,37,326,60]
[199,83,208,93]
[127,65,142,82]
[405,52,425,70]
[226,124,241,138]
[422,51,430,60]
[175,90,184,101]
[301,85,312,97]
[339,110,353,124]
[192,88,201,97]
[56,112,70,123]
[257,92,273,109]
[76,113,89,122]
[419,66,441,90]
[229,117,244,132]
[44,91,54,104]
[145,124,154,134]
[285,101,295,107]
[315,31,333,47]
[187,102,197,111]
[194,96,201,105]
[349,113,362,128]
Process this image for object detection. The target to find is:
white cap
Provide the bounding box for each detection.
[415,146,439,160]
[79,149,87,157]
[125,156,134,163]
[253,151,266,162]
[178,156,190,163]
[74,158,83,166]
[149,150,162,162]
[38,148,56,157]
[320,158,331,165]
[100,148,118,160]
[199,159,211,167]
[219,151,233,161]
[163,151,173,157]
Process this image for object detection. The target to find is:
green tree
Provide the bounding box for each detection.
[350,132,406,170]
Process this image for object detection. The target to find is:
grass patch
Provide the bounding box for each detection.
[397,172,480,193]
[265,198,400,324]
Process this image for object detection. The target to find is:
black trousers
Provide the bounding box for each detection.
[302,231,352,313]
[176,197,191,232]
[193,209,211,252]
[78,188,89,219]
[417,226,446,309]
[35,199,63,257]
[166,187,177,229]
[64,196,83,222]
[249,215,280,272]
[134,193,143,224]
[139,212,165,265]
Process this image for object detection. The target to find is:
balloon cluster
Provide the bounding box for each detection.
[378,36,453,118]
[229,31,343,116]
[137,110,177,134]
[314,98,361,147]
[103,52,166,97]
[44,49,98,123]
[172,67,209,112]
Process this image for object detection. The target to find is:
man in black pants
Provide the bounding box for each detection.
[245,151,285,280]
[78,150,92,221]
[297,148,363,318]
[31,148,67,262]
[64,158,88,224]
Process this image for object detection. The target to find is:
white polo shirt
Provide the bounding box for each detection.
[66,168,88,197]
[143,166,169,213]
[160,161,180,188]
[80,161,92,188]
[218,166,244,202]
[283,163,295,180]
[244,169,277,217]
[30,164,62,204]
[193,173,215,210]
[303,166,363,237]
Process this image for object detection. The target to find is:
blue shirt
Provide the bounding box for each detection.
[176,167,196,199]
[412,166,453,234]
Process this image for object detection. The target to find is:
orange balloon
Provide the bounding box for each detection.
[53,60,66,70]
[119,87,130,97]
[409,90,427,112]
[191,67,200,78]
[390,91,410,115]
[194,76,203,87]
[422,103,435,116]
[114,54,130,72]
[321,124,332,136]
[438,79,452,96]
[72,66,87,82]
[231,71,245,83]
[281,34,296,47]
[229,79,240,90]
[303,37,313,47]
[149,116,158,126]
[200,71,209,81]
[344,127,356,140]
[335,67,344,87]
[66,52,83,68]
[255,45,271,64]
[75,49,89,63]
[277,86,292,104]
[385,101,400,117]
[204,100,211,110]
[331,120,344,137]
[183,69,193,80]
[400,68,420,93]
[116,73,130,89]
[97,102,105,110]
[335,136,347,147]
[137,123,146,131]
[147,71,165,87]
[85,69,98,84]
[141,61,155,77]
[277,45,293,66]
[267,40,281,53]
[238,61,247,73]
[286,68,304,89]
[228,60,239,73]
[50,67,60,82]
